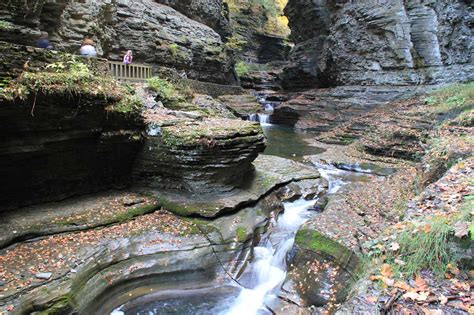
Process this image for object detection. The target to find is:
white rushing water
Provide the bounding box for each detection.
[224,198,316,315]
[248,113,271,125]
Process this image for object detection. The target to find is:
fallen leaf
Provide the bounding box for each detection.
[422,224,432,233]
[439,294,448,305]
[453,222,468,238]
[381,264,394,278]
[403,291,430,301]
[394,281,413,292]
[366,296,378,303]
[390,242,400,251]
[394,258,406,266]
[415,275,429,292]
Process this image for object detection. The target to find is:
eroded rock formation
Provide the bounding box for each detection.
[0,0,235,84]
[283,0,473,89]
[0,42,144,211]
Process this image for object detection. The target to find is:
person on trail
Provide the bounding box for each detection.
[36,32,53,49]
[123,50,133,65]
[80,38,97,57]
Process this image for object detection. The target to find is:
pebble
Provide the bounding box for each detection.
[35,272,52,280]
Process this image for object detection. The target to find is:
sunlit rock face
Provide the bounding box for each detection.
[283,0,474,89]
[0,0,236,84]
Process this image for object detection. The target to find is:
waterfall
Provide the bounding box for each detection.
[224,199,316,315]
[248,113,271,125]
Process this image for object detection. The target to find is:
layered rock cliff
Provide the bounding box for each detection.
[0,42,144,211]
[0,0,235,84]
[283,0,473,89]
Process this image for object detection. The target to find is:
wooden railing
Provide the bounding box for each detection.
[107,61,152,81]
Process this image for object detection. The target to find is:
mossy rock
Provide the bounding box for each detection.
[295,229,361,274]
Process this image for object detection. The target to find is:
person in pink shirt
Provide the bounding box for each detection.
[123,50,133,65]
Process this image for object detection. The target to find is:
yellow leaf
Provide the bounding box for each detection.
[415,275,429,292]
[381,264,394,278]
[394,281,413,292]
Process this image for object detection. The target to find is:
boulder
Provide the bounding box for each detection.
[133,118,266,193]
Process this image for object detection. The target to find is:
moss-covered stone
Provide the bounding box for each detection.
[295,229,361,274]
[236,227,248,242]
[34,295,75,315]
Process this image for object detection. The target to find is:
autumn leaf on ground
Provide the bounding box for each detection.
[439,294,448,305]
[453,222,468,238]
[381,263,394,278]
[394,280,413,292]
[366,296,378,303]
[389,242,400,251]
[415,275,429,292]
[422,224,432,233]
[402,291,429,301]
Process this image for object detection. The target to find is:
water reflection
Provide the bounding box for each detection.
[262,125,325,161]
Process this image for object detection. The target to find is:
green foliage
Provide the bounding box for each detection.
[167,43,179,57]
[225,36,248,52]
[0,20,13,30]
[235,61,250,77]
[111,93,143,114]
[146,76,191,107]
[0,56,143,115]
[392,219,455,277]
[425,82,474,111]
[0,57,123,101]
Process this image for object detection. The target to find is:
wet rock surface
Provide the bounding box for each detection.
[0,157,324,314]
[142,154,322,217]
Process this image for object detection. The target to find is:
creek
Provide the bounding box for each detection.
[108,96,371,315]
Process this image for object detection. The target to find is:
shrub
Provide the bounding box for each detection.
[235,61,250,77]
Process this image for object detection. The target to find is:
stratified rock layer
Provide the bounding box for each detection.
[283,0,473,89]
[133,119,266,193]
[0,0,235,84]
[0,44,144,211]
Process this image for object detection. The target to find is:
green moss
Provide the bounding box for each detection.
[236,227,248,242]
[160,120,262,148]
[146,76,192,108]
[35,295,75,315]
[295,229,360,273]
[113,203,160,223]
[156,197,202,217]
[0,20,13,30]
[109,93,143,114]
[1,57,124,101]
[235,61,249,77]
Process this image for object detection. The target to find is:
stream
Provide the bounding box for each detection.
[110,96,372,315]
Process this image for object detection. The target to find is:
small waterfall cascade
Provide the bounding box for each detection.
[223,165,355,315]
[247,93,281,125]
[224,199,316,315]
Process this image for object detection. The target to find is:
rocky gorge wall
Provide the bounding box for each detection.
[0,42,144,211]
[283,0,473,89]
[0,0,236,84]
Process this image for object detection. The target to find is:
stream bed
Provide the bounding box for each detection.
[109,109,373,315]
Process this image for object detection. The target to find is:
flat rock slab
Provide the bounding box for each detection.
[149,154,320,217]
[0,191,159,249]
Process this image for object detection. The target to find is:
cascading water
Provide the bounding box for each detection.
[224,199,316,315]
